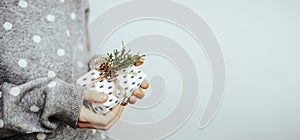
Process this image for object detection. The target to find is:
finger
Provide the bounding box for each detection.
[78,105,90,123]
[79,104,123,126]
[79,104,122,124]
[132,88,145,99]
[99,105,125,130]
[128,96,137,104]
[140,80,149,89]
[77,106,124,130]
[104,104,123,121]
[84,105,124,130]
[78,105,124,128]
[83,90,108,103]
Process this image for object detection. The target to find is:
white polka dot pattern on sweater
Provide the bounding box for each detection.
[46,14,55,22]
[47,81,57,88]
[18,0,28,8]
[66,29,70,37]
[70,12,76,20]
[18,59,27,67]
[57,49,65,56]
[48,71,56,78]
[36,133,47,140]
[3,22,12,30]
[92,129,97,134]
[10,87,21,96]
[0,119,4,128]
[30,105,40,112]
[33,35,42,43]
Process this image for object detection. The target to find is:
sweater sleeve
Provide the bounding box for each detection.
[0,77,85,138]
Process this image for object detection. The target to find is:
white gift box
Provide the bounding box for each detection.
[76,66,147,114]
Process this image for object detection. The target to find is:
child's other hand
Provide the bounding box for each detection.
[125,58,150,105]
[125,80,149,105]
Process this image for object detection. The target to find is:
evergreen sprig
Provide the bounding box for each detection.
[106,47,145,73]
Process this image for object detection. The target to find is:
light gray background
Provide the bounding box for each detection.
[88,0,300,140]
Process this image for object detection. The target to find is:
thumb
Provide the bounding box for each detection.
[83,90,108,103]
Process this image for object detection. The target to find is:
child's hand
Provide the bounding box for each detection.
[77,79,149,130]
[78,56,150,130]
[77,90,124,130]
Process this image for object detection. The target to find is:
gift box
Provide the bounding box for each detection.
[76,47,146,114]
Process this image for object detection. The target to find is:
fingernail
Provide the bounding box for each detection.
[141,81,149,89]
[121,102,128,106]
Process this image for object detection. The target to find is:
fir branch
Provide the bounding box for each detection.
[105,47,145,75]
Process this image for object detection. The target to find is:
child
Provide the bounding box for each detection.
[0,0,148,139]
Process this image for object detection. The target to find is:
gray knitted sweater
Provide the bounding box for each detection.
[0,0,106,139]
